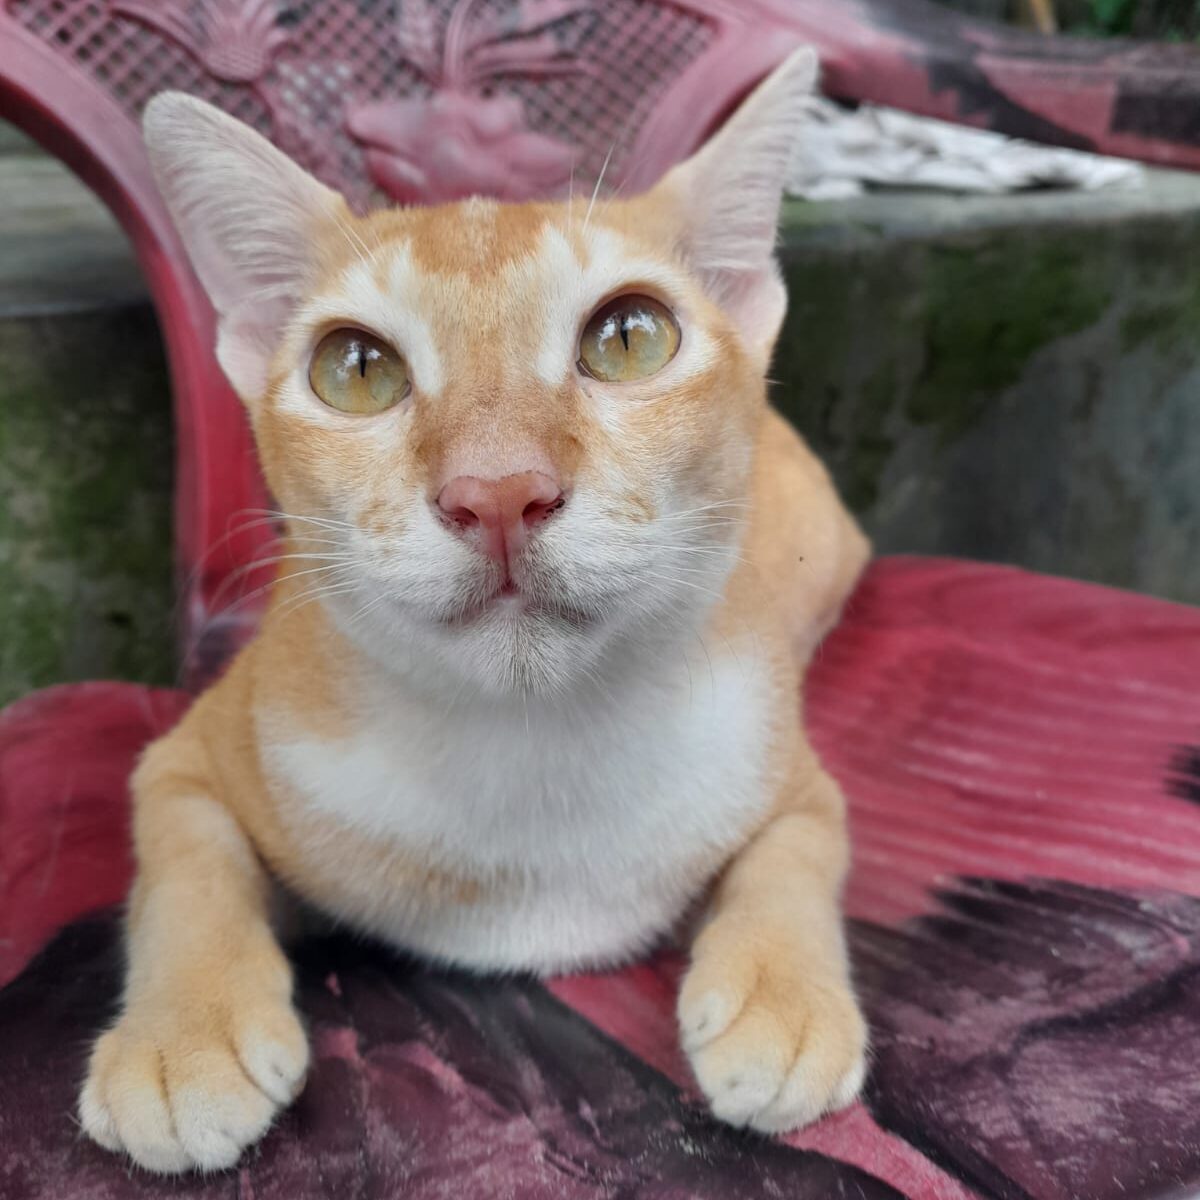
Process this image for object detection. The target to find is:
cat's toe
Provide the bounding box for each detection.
[80,1000,309,1173]
[681,955,867,1134]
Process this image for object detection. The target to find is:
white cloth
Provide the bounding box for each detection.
[787,95,1144,199]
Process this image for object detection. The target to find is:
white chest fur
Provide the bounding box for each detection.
[262,646,777,974]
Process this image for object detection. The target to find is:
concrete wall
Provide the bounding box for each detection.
[1,140,1199,703]
[0,140,174,705]
[776,179,1200,605]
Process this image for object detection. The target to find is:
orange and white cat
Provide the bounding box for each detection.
[79,49,870,1173]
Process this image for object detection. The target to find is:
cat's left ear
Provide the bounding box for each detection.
[143,92,346,403]
[653,48,818,365]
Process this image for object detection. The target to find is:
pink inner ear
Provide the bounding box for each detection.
[706,264,788,364]
[216,297,294,402]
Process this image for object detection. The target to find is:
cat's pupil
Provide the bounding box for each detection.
[620,320,630,351]
[357,346,366,379]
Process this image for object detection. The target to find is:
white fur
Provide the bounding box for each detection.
[262,638,777,972]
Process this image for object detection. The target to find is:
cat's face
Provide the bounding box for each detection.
[144,50,816,696]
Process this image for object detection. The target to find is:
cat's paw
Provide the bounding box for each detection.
[678,940,867,1133]
[79,989,309,1173]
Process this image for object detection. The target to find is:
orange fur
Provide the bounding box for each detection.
[81,49,871,1172]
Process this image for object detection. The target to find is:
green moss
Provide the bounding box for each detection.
[841,363,898,512]
[0,306,174,704]
[1120,274,1200,354]
[909,239,1112,442]
[772,248,920,513]
[773,222,1118,516]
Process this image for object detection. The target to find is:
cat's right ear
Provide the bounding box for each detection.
[143,92,345,403]
[649,48,818,366]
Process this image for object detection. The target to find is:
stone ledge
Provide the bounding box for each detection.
[776,175,1200,605]
[0,153,150,318]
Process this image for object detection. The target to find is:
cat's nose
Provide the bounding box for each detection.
[436,471,565,566]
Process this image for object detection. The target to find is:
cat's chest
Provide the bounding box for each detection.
[261,651,777,970]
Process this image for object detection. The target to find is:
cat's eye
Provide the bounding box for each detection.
[578,295,680,383]
[309,328,410,414]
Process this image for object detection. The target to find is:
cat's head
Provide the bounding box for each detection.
[143,50,816,698]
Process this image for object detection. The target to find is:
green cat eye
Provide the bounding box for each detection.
[578,295,680,383]
[309,328,410,415]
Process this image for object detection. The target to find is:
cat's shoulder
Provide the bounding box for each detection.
[718,407,870,659]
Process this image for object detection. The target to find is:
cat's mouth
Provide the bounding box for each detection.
[443,580,595,630]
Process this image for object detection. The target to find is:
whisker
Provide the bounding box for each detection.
[335,213,377,272]
[583,140,617,232]
[661,500,752,519]
[271,578,361,625]
[641,571,725,603]
[244,508,359,532]
[343,588,394,634]
[206,551,356,613]
[212,561,351,624]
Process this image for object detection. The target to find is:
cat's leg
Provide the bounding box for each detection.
[78,738,308,1173]
[678,741,867,1133]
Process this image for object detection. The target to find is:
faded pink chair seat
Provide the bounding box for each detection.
[4,556,1200,1198]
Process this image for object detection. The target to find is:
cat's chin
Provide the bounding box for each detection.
[440,600,610,697]
[327,585,615,700]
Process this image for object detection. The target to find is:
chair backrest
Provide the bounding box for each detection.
[2,0,1197,685]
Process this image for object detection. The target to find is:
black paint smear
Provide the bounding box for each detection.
[1113,87,1200,144]
[921,55,1094,152]
[1167,745,1200,804]
[854,878,1200,1200]
[17,881,1200,1200]
[861,0,1200,153]
[858,0,1094,151]
[0,914,904,1200]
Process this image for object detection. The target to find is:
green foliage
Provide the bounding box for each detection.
[1087,0,1137,33]
[1077,0,1200,38]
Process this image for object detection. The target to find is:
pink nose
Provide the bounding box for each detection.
[436,471,565,567]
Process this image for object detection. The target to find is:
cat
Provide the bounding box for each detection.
[78,48,871,1174]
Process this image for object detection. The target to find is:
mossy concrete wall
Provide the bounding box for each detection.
[777,178,1200,604]
[0,147,174,706]
[0,310,174,705]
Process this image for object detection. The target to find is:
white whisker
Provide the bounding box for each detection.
[583,141,617,232]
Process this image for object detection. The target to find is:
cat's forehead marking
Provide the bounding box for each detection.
[400,201,555,279]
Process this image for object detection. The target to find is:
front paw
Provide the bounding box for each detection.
[79,985,309,1173]
[678,938,867,1133]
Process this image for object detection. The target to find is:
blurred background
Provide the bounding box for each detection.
[941,0,1200,37]
[2,0,1200,705]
